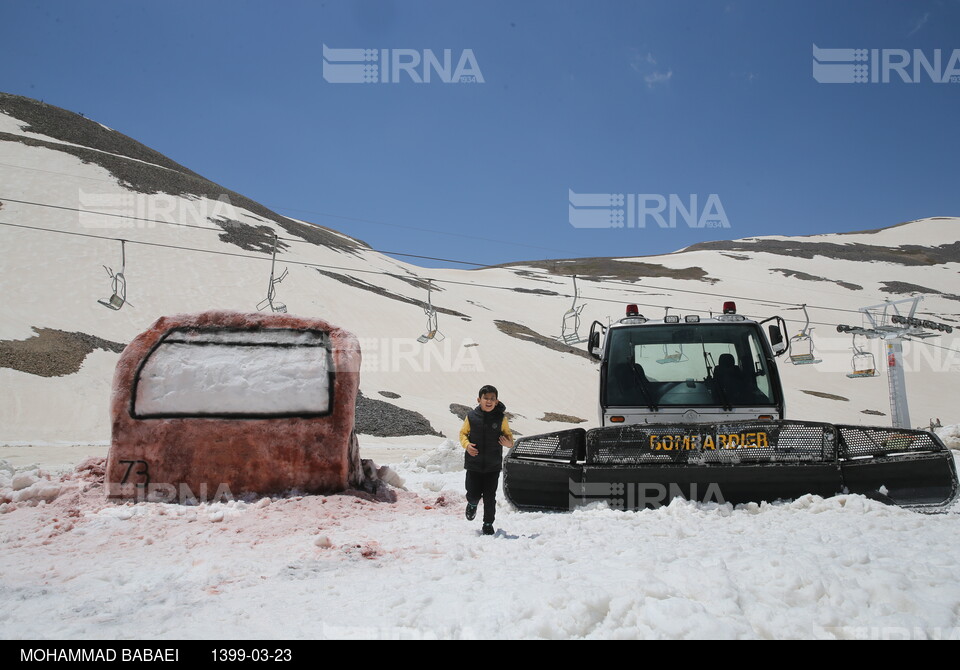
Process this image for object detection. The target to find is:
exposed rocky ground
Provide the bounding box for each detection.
[494,319,594,360]
[355,391,443,438]
[880,281,960,301]
[539,412,587,423]
[491,257,716,283]
[449,403,518,422]
[800,389,849,402]
[685,237,960,266]
[771,268,862,291]
[213,218,290,254]
[315,270,470,318]
[0,328,125,377]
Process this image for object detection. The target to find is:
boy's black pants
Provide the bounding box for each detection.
[465,470,501,524]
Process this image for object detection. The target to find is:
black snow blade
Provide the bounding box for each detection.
[836,425,959,511]
[503,421,959,512]
[502,429,585,511]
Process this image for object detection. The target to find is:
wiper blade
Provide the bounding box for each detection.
[631,364,659,412]
[699,335,732,411]
[712,375,733,412]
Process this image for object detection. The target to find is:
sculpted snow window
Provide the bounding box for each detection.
[131,327,334,418]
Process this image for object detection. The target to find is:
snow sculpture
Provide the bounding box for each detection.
[106,310,362,500]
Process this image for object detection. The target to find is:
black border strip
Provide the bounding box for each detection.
[129,326,336,420]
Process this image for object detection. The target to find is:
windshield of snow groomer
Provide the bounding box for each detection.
[604,323,777,407]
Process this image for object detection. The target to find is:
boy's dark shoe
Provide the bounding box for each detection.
[482,523,495,536]
[465,503,478,521]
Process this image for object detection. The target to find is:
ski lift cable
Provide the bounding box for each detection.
[0,220,659,305]
[0,189,948,312]
[2,218,956,343]
[0,217,939,330]
[599,276,863,316]
[0,176,580,256]
[0,218,561,298]
[0,195,878,315]
[0,219,741,315]
[0,140,631,257]
[0,153,571,255]
[0,218,925,327]
[0,196,487,267]
[0,194,541,268]
[912,340,960,355]
[0,167,940,301]
[0,196,234,235]
[0,195,877,305]
[269,203,580,257]
[0,161,121,184]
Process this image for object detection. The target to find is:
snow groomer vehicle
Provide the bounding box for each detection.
[503,302,958,511]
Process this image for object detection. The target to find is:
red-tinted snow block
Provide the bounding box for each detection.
[106,311,362,500]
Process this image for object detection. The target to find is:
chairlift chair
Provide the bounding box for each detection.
[788,304,821,365]
[256,233,288,313]
[418,280,445,344]
[657,343,688,364]
[655,308,686,364]
[256,266,288,313]
[847,336,878,378]
[98,239,132,310]
[559,275,587,344]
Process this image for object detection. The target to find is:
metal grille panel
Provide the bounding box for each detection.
[510,428,585,463]
[836,425,949,459]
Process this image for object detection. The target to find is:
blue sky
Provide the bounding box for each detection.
[3,0,959,268]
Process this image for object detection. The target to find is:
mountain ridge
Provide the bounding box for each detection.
[0,92,368,254]
[1,92,958,443]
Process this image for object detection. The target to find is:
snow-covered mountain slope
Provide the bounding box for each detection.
[1,93,958,444]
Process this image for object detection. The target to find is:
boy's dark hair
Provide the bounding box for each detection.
[478,384,498,398]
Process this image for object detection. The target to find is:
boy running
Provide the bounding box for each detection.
[459,385,514,536]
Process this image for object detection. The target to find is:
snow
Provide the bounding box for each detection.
[3,106,960,639]
[937,424,960,451]
[0,110,178,174]
[2,439,960,640]
[135,329,332,416]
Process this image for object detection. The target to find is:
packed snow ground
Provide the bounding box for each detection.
[3,433,960,640]
[3,101,960,640]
